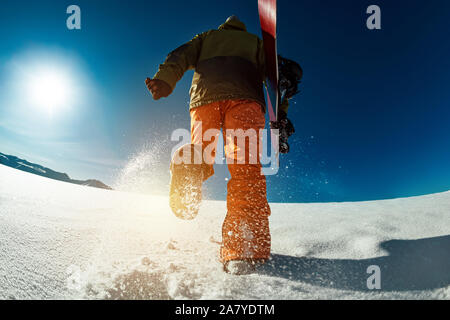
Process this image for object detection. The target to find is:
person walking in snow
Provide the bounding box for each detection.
[146,16,300,274]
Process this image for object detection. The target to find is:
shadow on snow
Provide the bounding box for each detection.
[260,235,450,292]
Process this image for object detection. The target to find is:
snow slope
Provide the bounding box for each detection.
[0,164,449,300]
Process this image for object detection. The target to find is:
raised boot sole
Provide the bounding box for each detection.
[169,144,203,220]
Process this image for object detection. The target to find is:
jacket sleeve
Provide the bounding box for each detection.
[257,38,290,116]
[153,32,206,90]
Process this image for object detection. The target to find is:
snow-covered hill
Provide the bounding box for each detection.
[0,164,449,300]
[0,152,112,190]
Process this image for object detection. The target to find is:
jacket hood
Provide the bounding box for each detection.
[218,18,247,31]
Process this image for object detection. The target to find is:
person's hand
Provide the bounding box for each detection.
[145,78,172,100]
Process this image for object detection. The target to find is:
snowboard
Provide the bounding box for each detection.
[258,0,281,166]
[169,144,203,220]
[258,0,279,123]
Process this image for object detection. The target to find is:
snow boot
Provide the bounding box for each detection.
[223,259,267,275]
[169,144,204,220]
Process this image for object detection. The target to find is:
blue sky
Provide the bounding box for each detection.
[0,0,449,202]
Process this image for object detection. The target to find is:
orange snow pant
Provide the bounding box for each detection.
[190,99,271,262]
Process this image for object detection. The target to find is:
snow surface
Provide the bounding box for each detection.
[0,163,449,300]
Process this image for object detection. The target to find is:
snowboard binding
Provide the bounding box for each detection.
[271,113,295,154]
[271,55,301,154]
[278,55,303,102]
[169,144,204,220]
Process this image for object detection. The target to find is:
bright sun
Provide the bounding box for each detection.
[28,68,73,114]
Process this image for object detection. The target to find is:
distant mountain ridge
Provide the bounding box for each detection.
[0,152,112,190]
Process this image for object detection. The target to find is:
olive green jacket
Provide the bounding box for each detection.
[153,18,289,114]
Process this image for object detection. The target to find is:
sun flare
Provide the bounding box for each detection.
[27,67,73,115]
